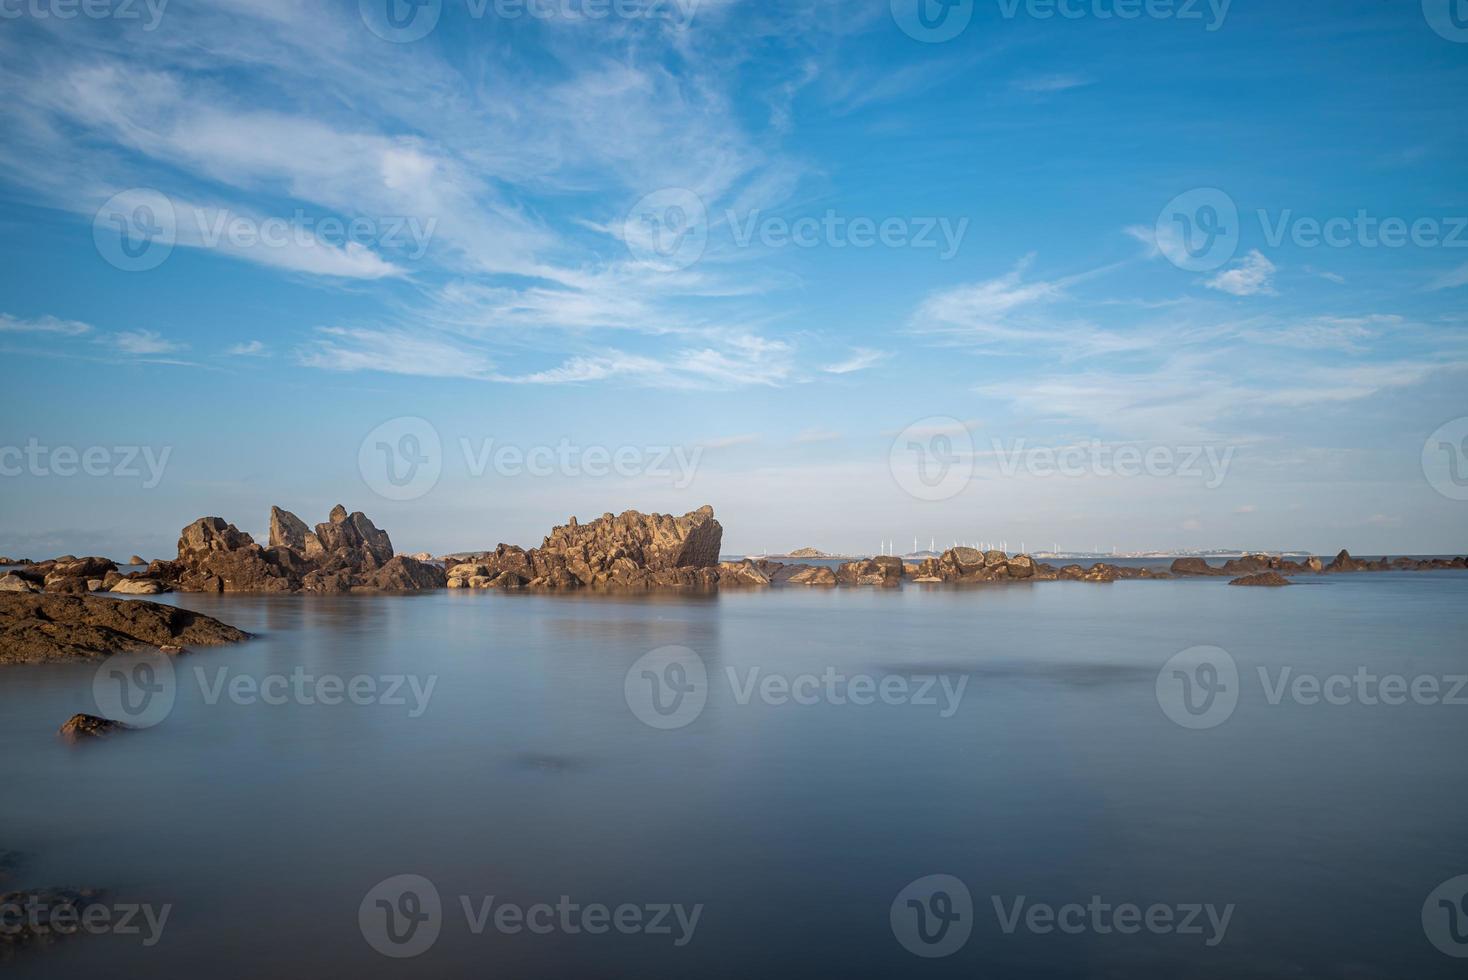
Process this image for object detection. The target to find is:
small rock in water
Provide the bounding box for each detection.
[1229,571,1292,588]
[58,714,128,739]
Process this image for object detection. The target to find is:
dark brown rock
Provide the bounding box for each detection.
[1326,549,1366,573]
[0,593,249,664]
[1230,571,1292,587]
[357,556,448,592]
[58,714,127,739]
[1170,557,1229,576]
[0,887,109,955]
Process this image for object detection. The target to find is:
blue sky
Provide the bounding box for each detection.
[1,0,1466,559]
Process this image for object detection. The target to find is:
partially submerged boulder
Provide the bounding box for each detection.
[1230,572,1292,587]
[58,714,128,739]
[0,593,249,664]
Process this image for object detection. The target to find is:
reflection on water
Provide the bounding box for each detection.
[1,573,1466,977]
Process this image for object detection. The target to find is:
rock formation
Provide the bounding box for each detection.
[58,714,128,739]
[1229,571,1292,587]
[451,506,724,592]
[0,593,250,664]
[148,505,445,593]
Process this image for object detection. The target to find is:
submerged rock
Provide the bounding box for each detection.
[58,714,128,739]
[0,593,249,664]
[1229,572,1292,588]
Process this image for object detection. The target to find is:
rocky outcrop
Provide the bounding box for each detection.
[1170,557,1230,576]
[0,886,109,956]
[151,506,445,594]
[1230,571,1292,587]
[0,593,249,664]
[127,555,146,566]
[109,578,167,595]
[455,507,724,592]
[836,556,905,587]
[59,714,128,739]
[1326,549,1366,573]
[0,573,38,593]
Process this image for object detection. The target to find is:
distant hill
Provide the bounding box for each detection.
[787,547,828,558]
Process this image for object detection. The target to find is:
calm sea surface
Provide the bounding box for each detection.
[3,571,1467,977]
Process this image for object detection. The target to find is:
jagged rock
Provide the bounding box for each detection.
[1305,557,1323,572]
[1083,563,1121,583]
[0,593,249,664]
[718,560,771,587]
[0,573,38,593]
[59,714,127,739]
[837,556,904,587]
[1230,572,1292,587]
[1006,555,1036,579]
[541,506,722,571]
[268,506,314,553]
[1326,549,1366,573]
[786,566,838,586]
[983,549,1008,566]
[357,556,448,592]
[109,578,167,595]
[1170,557,1229,576]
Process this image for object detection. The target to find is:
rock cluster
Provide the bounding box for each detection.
[1172,551,1467,579]
[1229,572,1292,587]
[0,593,250,664]
[146,505,446,593]
[449,506,724,591]
[58,714,128,739]
[0,885,108,957]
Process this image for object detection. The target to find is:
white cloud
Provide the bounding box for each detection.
[225,340,267,356]
[1428,261,1468,291]
[1012,74,1094,94]
[822,348,891,374]
[111,330,184,355]
[1206,250,1277,296]
[0,313,92,336]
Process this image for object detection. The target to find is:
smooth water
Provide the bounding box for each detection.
[3,573,1467,977]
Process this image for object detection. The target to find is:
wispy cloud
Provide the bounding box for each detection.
[1428,261,1468,291]
[111,330,184,355]
[822,348,891,374]
[1012,73,1094,94]
[225,340,267,356]
[0,313,92,336]
[1206,250,1277,297]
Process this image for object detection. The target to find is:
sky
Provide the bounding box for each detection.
[0,0,1466,559]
